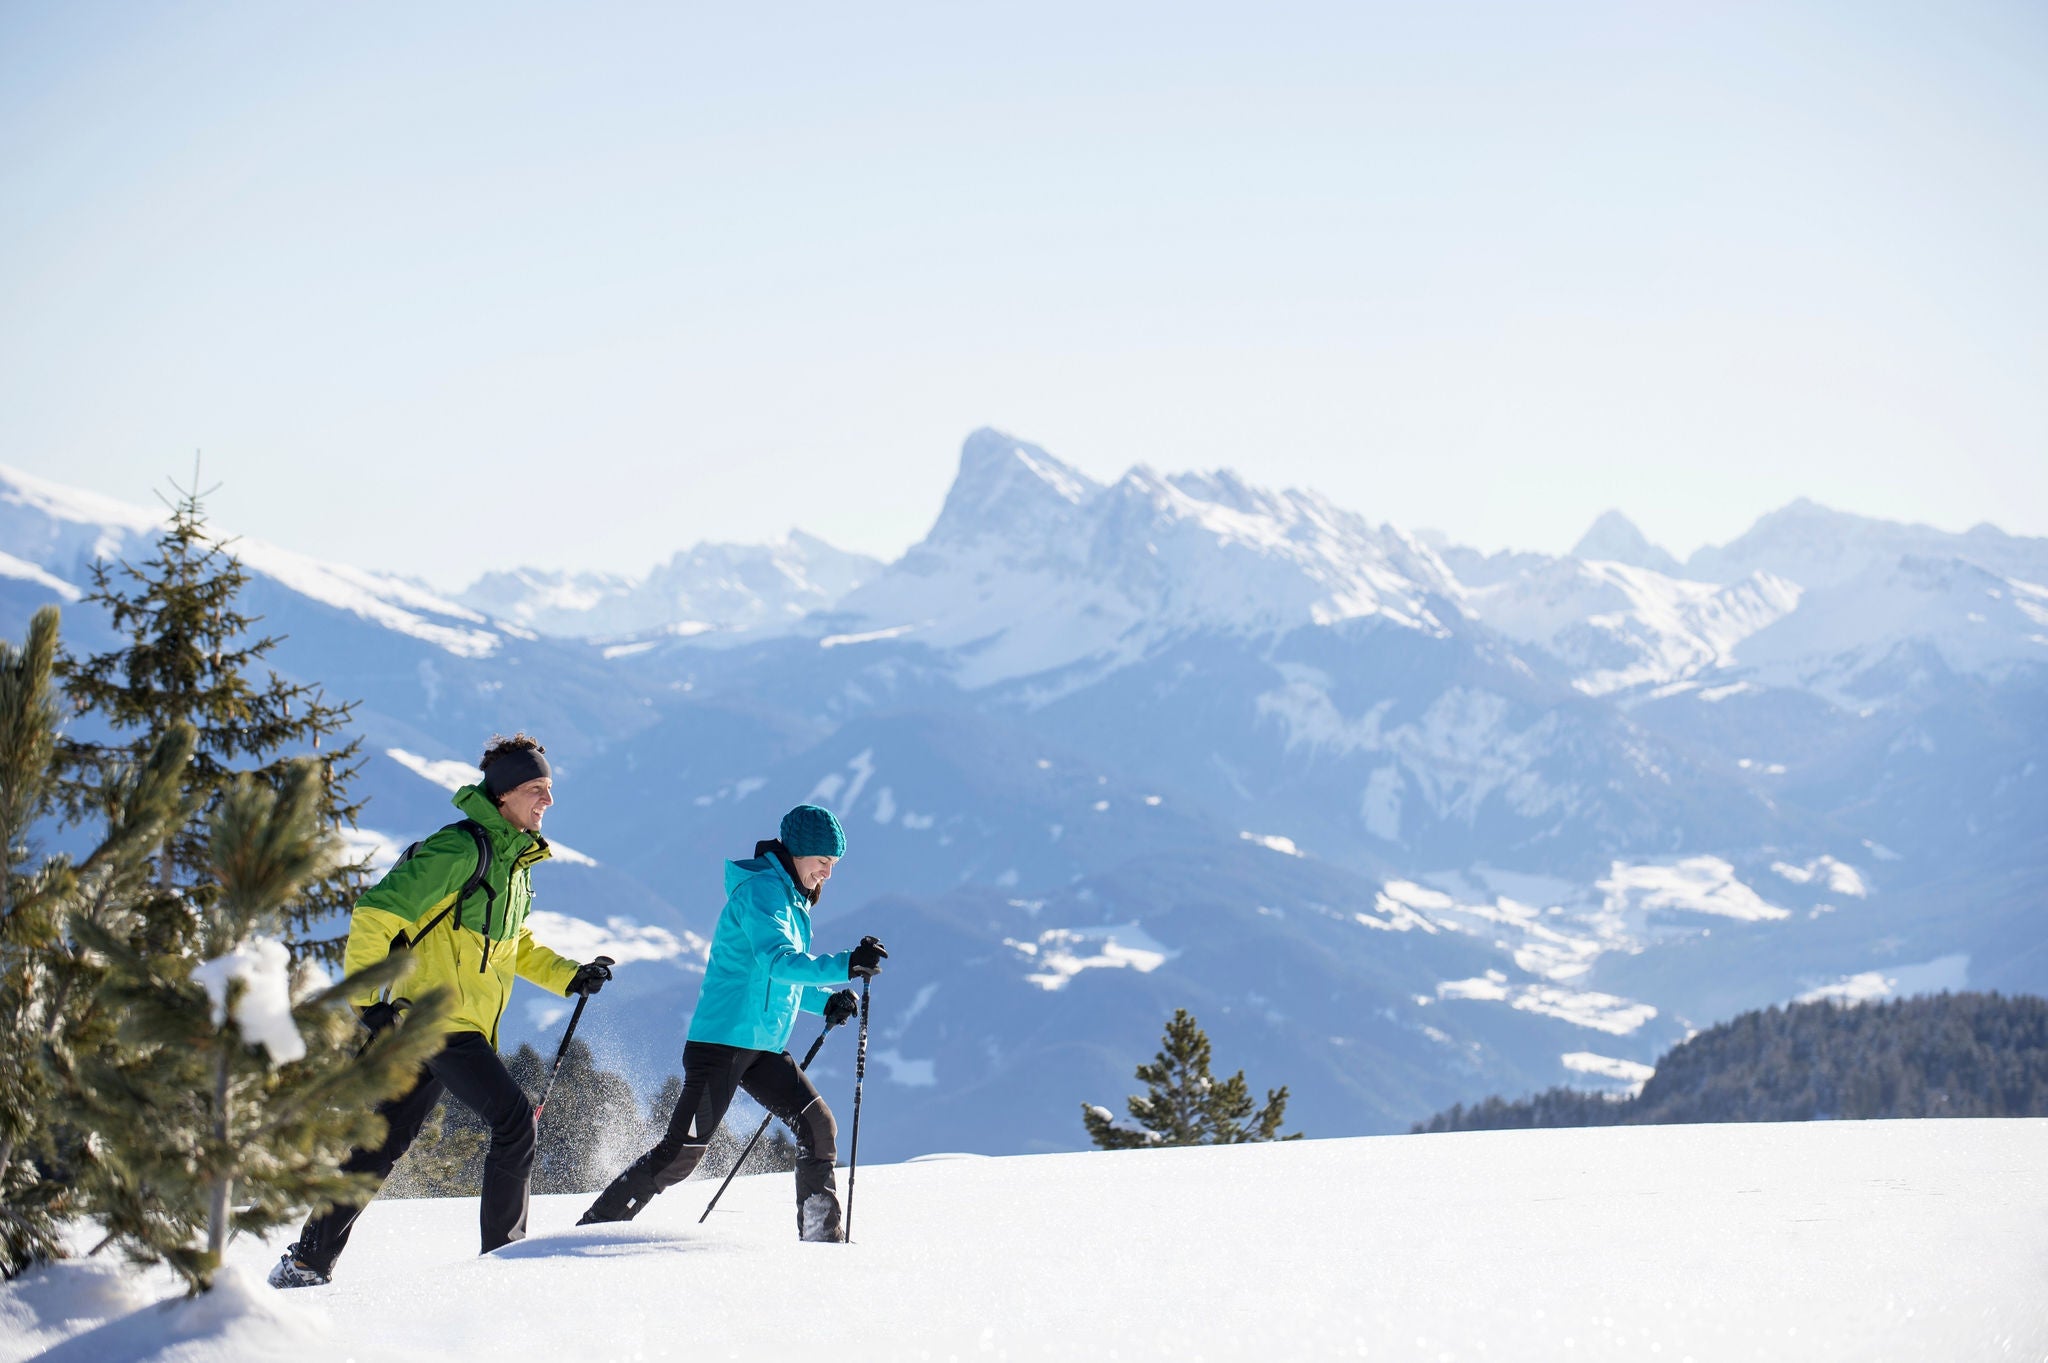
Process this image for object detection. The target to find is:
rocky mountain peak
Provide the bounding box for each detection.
[1571,510,1680,576]
[924,429,1104,550]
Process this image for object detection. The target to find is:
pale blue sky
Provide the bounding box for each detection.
[2,1,2042,587]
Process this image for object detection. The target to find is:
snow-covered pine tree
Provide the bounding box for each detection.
[1083,1008,1299,1150]
[66,762,451,1291]
[58,474,366,963]
[0,606,193,1278]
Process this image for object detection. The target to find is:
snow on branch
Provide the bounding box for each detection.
[191,938,306,1065]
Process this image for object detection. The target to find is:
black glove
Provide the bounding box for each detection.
[848,936,888,979]
[358,1001,402,1037]
[567,956,615,997]
[824,988,859,1028]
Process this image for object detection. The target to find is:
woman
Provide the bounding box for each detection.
[579,803,886,1241]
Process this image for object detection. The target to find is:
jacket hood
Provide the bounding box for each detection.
[725,852,795,898]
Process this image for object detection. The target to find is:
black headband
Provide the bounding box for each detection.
[484,748,551,799]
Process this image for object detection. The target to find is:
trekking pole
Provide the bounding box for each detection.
[532,995,587,1121]
[845,976,871,1242]
[700,1020,839,1223]
[533,957,612,1121]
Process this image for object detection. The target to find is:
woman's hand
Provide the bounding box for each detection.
[848,936,889,979]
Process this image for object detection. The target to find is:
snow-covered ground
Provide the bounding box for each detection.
[4,1119,2042,1362]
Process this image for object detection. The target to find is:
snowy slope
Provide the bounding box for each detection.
[1729,553,2048,704]
[1465,557,1801,695]
[0,462,160,570]
[1465,499,2048,704]
[0,463,505,659]
[5,1119,2042,1362]
[1686,497,2048,592]
[458,531,880,639]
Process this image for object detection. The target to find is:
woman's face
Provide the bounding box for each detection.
[791,854,837,892]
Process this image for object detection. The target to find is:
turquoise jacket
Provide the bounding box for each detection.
[687,852,853,1052]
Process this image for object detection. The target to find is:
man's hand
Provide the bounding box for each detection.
[824,988,859,1028]
[848,936,888,979]
[567,955,616,997]
[358,1001,403,1037]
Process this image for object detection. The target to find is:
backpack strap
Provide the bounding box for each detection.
[386,818,494,953]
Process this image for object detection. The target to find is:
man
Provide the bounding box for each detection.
[269,732,615,1287]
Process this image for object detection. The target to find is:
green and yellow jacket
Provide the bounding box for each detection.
[342,784,580,1046]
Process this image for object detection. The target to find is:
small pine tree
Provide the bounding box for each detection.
[0,607,193,1278]
[57,473,367,963]
[1083,1008,1299,1149]
[64,762,450,1290]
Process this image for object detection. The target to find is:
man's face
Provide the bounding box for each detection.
[498,776,553,833]
[791,854,836,893]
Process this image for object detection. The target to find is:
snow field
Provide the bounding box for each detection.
[4,1118,2042,1362]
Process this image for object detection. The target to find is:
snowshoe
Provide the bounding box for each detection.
[266,1249,331,1289]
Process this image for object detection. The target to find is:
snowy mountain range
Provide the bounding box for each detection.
[2,433,2042,1161]
[456,531,880,640]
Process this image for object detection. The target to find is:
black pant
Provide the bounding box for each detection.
[293,1031,535,1272]
[581,1041,842,1240]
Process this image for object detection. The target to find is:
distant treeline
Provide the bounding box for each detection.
[1414,992,2048,1134]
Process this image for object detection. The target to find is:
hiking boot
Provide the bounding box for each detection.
[799,1190,844,1243]
[266,1248,331,1289]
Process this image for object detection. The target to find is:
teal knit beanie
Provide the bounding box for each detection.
[780,804,847,858]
